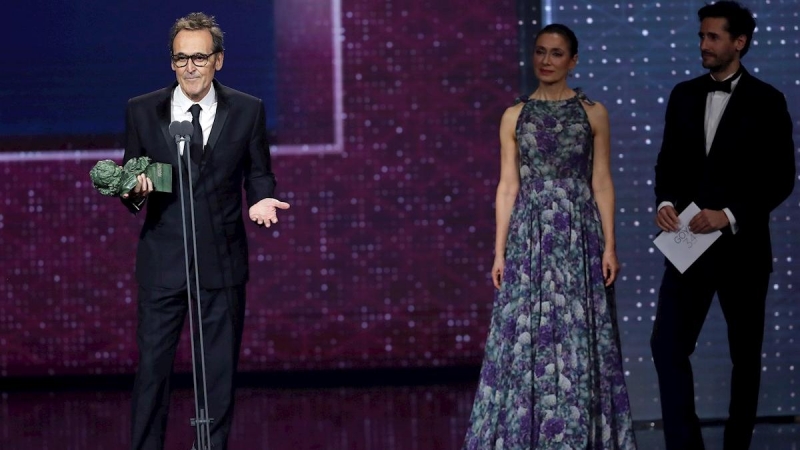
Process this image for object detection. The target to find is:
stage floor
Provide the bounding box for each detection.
[2,382,798,449]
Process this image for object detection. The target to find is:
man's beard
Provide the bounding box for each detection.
[701,52,734,72]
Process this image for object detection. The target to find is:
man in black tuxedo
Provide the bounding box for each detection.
[651,2,795,449]
[120,12,290,450]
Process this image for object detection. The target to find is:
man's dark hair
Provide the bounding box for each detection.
[169,12,225,54]
[536,24,579,57]
[698,1,756,58]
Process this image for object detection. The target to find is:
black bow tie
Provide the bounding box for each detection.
[705,67,744,93]
[705,77,733,93]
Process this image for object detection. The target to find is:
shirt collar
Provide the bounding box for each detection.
[173,83,217,112]
[708,66,743,91]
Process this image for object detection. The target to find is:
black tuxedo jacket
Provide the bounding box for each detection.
[654,67,795,273]
[122,80,276,289]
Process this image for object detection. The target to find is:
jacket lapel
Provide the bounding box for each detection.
[157,85,182,168]
[204,81,229,164]
[157,84,196,189]
[690,84,708,158]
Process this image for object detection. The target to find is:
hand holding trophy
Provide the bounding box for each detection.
[89,157,172,197]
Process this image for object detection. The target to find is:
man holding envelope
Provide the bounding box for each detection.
[650,2,795,449]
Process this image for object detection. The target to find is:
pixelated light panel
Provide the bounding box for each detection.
[0,0,518,377]
[547,0,800,419]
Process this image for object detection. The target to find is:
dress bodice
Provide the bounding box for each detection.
[514,90,594,184]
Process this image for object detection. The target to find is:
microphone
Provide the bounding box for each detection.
[169,121,184,142]
[170,121,195,159]
[168,121,194,139]
[180,120,193,137]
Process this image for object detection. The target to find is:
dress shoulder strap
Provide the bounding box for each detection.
[574,88,595,105]
[512,95,530,106]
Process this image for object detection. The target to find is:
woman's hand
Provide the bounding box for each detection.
[491,256,505,290]
[602,248,620,286]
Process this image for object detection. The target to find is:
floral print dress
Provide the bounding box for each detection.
[463,91,637,449]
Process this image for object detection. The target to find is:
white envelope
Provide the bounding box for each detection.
[653,202,722,273]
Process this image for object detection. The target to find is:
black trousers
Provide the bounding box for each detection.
[651,255,769,450]
[130,281,246,450]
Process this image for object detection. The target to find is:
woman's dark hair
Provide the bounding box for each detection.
[535,24,579,57]
[698,1,756,57]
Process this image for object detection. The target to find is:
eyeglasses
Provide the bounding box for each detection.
[171,52,219,68]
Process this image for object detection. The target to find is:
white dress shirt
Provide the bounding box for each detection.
[658,71,742,234]
[704,72,741,154]
[705,71,741,232]
[171,84,218,155]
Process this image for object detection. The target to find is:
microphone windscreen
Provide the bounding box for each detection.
[180,120,194,137]
[168,121,182,137]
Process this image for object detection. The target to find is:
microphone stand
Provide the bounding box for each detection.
[172,121,214,450]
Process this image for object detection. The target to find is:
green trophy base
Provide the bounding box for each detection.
[90,157,173,197]
[145,163,173,193]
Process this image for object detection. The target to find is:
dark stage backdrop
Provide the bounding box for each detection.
[1,0,798,421]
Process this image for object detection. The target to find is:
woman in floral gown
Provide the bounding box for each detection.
[462,24,637,449]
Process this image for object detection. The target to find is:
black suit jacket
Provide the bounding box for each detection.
[122,80,276,289]
[654,67,795,273]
